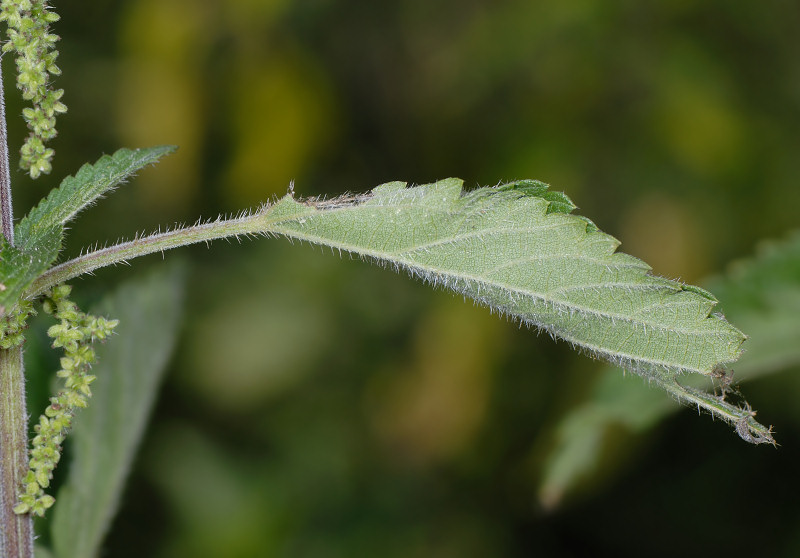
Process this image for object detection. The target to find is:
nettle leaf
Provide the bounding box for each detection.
[261,179,763,440]
[15,145,176,251]
[49,263,185,558]
[267,179,744,372]
[35,177,762,441]
[0,226,60,314]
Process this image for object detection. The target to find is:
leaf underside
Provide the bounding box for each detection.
[260,178,766,441]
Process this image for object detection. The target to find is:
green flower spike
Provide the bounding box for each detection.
[14,285,118,517]
[0,0,66,178]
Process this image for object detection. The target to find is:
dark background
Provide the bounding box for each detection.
[10,1,800,556]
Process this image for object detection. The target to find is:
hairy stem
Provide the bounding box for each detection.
[26,196,358,297]
[650,375,775,445]
[0,56,34,557]
[0,60,13,243]
[27,210,275,296]
[0,347,33,558]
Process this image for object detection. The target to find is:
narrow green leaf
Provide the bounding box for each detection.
[15,145,176,251]
[0,226,61,315]
[538,231,800,507]
[50,262,185,558]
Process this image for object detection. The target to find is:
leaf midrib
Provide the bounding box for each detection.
[271,221,725,342]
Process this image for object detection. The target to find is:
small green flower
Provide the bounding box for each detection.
[15,284,118,517]
[0,299,34,349]
[0,0,66,178]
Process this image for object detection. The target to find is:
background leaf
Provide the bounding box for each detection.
[538,231,800,506]
[709,230,800,378]
[48,262,185,558]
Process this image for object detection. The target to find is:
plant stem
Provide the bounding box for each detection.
[0,57,13,243]
[0,59,34,557]
[27,210,275,296]
[26,195,357,297]
[0,347,32,558]
[650,374,775,445]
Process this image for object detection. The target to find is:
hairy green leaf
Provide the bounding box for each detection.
[260,179,767,439]
[538,231,800,507]
[0,226,61,315]
[267,179,744,373]
[15,145,176,252]
[49,262,185,558]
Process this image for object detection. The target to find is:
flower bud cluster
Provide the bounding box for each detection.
[0,298,33,349]
[14,284,118,517]
[0,0,67,178]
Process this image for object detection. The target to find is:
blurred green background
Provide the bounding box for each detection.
[12,0,800,556]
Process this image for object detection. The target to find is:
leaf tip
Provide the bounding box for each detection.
[735,416,777,446]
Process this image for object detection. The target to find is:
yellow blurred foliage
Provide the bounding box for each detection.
[221,54,337,206]
[219,0,291,38]
[366,298,505,468]
[116,0,215,209]
[618,192,710,282]
[651,42,746,178]
[115,0,334,210]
